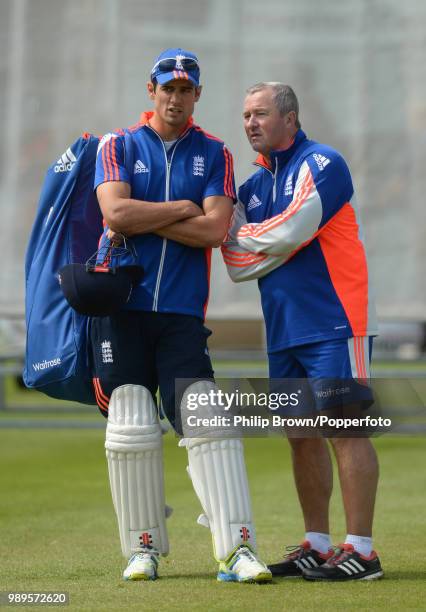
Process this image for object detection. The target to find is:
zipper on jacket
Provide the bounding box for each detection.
[153,148,170,312]
[150,127,190,311]
[272,162,278,203]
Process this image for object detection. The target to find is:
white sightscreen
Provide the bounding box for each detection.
[0,0,425,319]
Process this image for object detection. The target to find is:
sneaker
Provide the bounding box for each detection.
[303,543,383,581]
[217,545,272,583]
[123,549,159,581]
[268,540,333,577]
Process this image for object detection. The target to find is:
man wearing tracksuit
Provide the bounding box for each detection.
[90,49,271,583]
[222,82,383,581]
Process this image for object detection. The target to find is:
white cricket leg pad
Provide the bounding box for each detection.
[105,384,169,558]
[180,380,237,439]
[181,437,256,561]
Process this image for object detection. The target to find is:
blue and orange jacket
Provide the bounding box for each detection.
[222,129,378,352]
[94,112,236,320]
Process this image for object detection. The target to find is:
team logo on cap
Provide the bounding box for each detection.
[175,54,185,70]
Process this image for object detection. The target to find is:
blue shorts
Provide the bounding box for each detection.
[268,337,374,413]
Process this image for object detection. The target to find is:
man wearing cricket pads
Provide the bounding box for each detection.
[222,82,383,581]
[91,49,271,583]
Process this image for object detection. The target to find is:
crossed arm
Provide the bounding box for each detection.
[222,163,323,282]
[96,181,234,248]
[221,201,290,282]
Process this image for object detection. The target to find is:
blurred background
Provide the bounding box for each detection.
[0,0,425,370]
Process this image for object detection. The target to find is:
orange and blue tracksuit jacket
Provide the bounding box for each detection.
[94,112,236,320]
[222,129,378,352]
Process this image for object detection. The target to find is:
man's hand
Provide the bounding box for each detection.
[106,229,125,245]
[155,195,233,248]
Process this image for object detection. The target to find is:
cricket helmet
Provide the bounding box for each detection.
[59,241,143,317]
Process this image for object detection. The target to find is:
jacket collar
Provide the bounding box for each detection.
[254,129,307,171]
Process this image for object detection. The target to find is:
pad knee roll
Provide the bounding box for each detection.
[182,437,256,561]
[105,384,169,557]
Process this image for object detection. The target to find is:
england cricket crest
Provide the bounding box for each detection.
[284,173,293,196]
[101,340,113,364]
[175,54,185,70]
[193,155,205,176]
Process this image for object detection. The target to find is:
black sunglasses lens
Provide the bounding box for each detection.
[157,59,176,71]
[180,59,198,70]
[155,58,199,72]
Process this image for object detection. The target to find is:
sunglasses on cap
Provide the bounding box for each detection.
[151,56,200,74]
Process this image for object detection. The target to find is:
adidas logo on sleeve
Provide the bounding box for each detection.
[134,160,149,174]
[313,153,330,171]
[247,193,262,211]
[284,174,293,196]
[54,148,77,173]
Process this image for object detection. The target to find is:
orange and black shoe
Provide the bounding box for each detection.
[303,543,383,581]
[268,540,333,577]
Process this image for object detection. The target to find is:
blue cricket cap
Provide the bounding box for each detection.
[150,48,200,86]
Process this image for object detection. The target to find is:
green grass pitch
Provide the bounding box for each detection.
[1,428,425,611]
